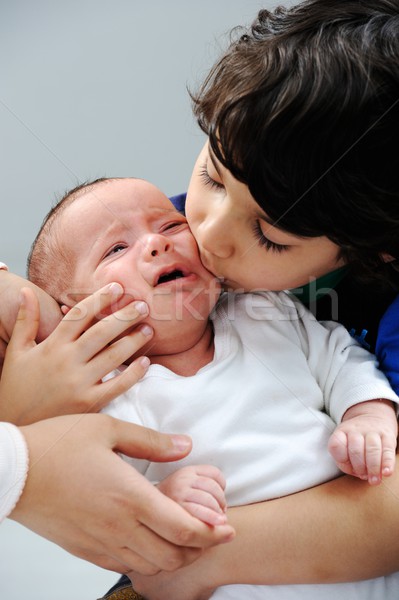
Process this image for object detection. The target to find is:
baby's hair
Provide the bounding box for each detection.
[192,0,399,286]
[28,178,112,303]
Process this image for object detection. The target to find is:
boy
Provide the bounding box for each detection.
[27,176,399,598]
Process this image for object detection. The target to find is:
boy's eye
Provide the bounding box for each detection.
[252,222,289,253]
[199,162,225,191]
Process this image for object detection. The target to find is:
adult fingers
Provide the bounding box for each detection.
[109,416,193,462]
[120,478,234,571]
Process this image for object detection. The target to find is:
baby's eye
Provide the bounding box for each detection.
[162,221,188,232]
[104,244,127,258]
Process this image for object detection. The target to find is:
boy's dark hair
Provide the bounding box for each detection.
[28,178,110,301]
[192,0,399,286]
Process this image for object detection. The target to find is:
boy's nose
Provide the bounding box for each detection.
[197,211,234,259]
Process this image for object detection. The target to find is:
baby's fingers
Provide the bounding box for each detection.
[363,432,396,485]
[57,283,126,343]
[183,499,228,527]
[328,429,354,476]
[381,433,397,479]
[364,432,383,485]
[80,300,150,361]
[88,322,153,383]
[7,288,40,351]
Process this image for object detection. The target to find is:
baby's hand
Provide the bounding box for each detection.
[0,283,152,424]
[328,399,398,485]
[157,465,228,526]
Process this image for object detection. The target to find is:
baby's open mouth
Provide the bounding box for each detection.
[156,269,185,285]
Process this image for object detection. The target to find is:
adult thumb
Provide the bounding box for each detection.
[110,417,192,463]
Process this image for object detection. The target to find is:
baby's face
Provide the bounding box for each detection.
[59,178,220,356]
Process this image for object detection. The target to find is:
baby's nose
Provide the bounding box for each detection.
[145,233,172,258]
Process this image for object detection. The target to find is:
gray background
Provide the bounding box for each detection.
[1,1,287,599]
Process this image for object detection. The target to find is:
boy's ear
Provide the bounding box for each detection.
[381,252,396,263]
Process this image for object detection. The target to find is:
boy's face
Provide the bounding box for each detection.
[186,143,345,292]
[59,178,220,356]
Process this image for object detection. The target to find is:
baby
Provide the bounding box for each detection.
[28,177,399,599]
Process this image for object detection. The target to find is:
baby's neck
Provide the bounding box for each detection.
[150,321,215,376]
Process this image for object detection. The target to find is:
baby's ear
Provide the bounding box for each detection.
[60,304,71,315]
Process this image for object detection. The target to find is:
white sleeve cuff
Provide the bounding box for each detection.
[0,423,29,522]
[0,262,9,271]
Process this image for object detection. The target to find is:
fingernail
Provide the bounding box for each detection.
[134,301,148,315]
[139,356,150,368]
[109,282,123,295]
[140,324,153,337]
[170,435,192,452]
[369,476,380,485]
[214,514,227,525]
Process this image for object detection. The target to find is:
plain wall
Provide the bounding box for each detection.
[1,2,293,599]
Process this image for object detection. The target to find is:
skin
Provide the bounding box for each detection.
[51,179,231,530]
[58,178,221,376]
[128,143,399,598]
[46,178,229,507]
[3,167,398,592]
[186,143,346,292]
[0,269,63,372]
[186,143,398,480]
[11,412,233,575]
[0,257,234,572]
[0,283,154,424]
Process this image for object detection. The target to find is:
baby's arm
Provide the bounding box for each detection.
[157,465,228,527]
[328,399,398,485]
[0,283,152,424]
[0,268,62,372]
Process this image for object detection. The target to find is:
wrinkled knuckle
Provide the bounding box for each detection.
[162,548,186,572]
[174,525,196,547]
[139,564,161,576]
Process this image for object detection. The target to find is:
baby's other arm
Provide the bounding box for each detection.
[0,268,62,372]
[328,399,398,484]
[157,465,228,527]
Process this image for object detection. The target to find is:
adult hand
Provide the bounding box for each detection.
[130,564,215,600]
[0,283,152,424]
[11,414,235,574]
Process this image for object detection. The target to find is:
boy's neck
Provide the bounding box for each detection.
[149,321,215,376]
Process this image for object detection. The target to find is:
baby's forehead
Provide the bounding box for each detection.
[82,178,178,214]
